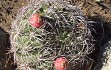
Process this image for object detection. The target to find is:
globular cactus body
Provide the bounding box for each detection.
[10,0,94,70]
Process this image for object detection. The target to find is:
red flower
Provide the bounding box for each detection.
[54,57,68,70]
[29,14,43,28]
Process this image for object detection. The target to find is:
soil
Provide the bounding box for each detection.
[0,0,111,70]
[0,0,27,32]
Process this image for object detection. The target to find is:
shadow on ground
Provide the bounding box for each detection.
[0,27,16,70]
[87,16,111,70]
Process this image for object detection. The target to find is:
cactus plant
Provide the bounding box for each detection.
[10,0,95,70]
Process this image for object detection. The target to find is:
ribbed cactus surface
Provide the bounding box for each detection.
[10,0,94,70]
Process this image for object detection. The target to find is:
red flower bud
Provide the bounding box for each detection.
[54,57,68,70]
[29,14,43,28]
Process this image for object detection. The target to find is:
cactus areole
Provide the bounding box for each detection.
[29,14,43,28]
[54,57,68,70]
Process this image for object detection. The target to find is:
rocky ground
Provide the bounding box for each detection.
[0,0,111,70]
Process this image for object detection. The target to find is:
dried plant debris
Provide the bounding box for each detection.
[0,0,27,32]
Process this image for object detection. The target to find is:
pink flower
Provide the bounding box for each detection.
[54,57,68,70]
[29,14,43,28]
